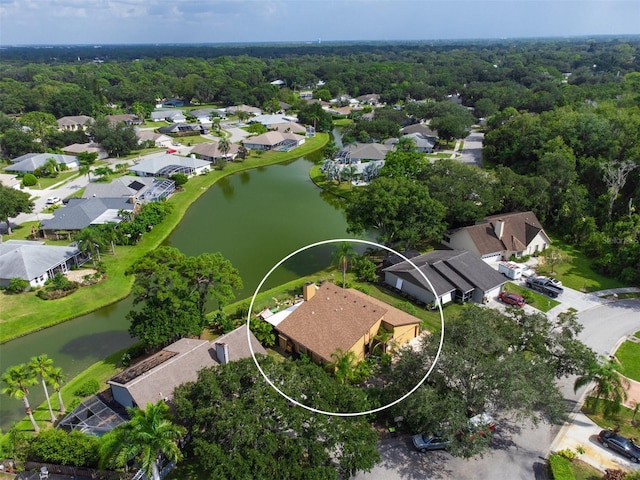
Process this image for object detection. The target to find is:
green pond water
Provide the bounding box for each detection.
[0,154,363,431]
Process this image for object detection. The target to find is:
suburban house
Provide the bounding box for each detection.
[242,131,305,151]
[56,115,94,131]
[6,153,79,173]
[0,172,22,189]
[401,123,438,138]
[338,142,392,163]
[226,104,262,116]
[127,153,210,177]
[401,132,437,153]
[189,108,226,123]
[191,142,240,162]
[62,142,109,160]
[383,249,507,306]
[271,122,307,135]
[136,130,173,148]
[40,197,133,239]
[157,123,208,135]
[106,114,142,126]
[150,110,186,123]
[0,240,88,288]
[441,211,551,262]
[250,114,298,129]
[356,93,382,106]
[107,325,266,409]
[82,176,158,202]
[274,282,422,365]
[299,91,314,100]
[161,99,188,108]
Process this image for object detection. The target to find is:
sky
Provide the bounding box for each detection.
[0,0,638,46]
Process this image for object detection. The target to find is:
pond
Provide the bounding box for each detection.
[0,151,362,431]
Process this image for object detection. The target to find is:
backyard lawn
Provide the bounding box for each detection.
[536,236,625,292]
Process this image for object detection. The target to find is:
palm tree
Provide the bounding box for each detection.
[574,356,630,415]
[328,348,359,385]
[218,137,231,160]
[332,242,356,288]
[29,355,56,423]
[48,367,66,414]
[372,327,395,355]
[75,226,105,266]
[2,364,40,432]
[79,164,91,182]
[100,401,186,480]
[341,165,358,188]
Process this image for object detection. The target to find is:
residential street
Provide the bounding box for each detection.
[457,130,484,167]
[355,297,640,479]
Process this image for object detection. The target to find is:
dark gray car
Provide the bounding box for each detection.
[598,429,640,462]
[412,434,450,452]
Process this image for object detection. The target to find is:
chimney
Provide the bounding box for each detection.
[215,342,230,365]
[494,219,505,239]
[303,282,316,301]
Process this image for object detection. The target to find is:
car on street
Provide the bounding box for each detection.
[548,277,563,287]
[45,196,61,205]
[412,434,450,452]
[497,291,526,307]
[598,430,640,463]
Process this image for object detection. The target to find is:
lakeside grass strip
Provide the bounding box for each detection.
[0,134,329,344]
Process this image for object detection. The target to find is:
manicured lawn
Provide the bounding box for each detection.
[616,339,640,382]
[0,134,329,343]
[332,118,353,127]
[569,459,602,480]
[28,170,78,190]
[309,164,356,200]
[536,236,625,292]
[582,398,640,439]
[503,282,560,313]
[122,147,164,159]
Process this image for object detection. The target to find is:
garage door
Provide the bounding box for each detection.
[485,287,501,300]
[440,292,453,305]
[482,253,502,263]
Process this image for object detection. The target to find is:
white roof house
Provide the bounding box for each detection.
[128,153,210,177]
[7,153,79,173]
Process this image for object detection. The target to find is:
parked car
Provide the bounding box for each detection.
[497,291,526,307]
[412,434,450,452]
[468,413,497,437]
[548,277,563,287]
[520,265,535,278]
[45,196,61,205]
[598,430,640,463]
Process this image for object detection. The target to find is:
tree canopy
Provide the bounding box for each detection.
[375,306,594,458]
[125,246,242,350]
[173,356,380,479]
[0,185,34,235]
[345,176,446,249]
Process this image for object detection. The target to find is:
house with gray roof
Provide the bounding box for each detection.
[226,104,262,116]
[107,325,266,409]
[128,153,210,177]
[62,142,109,159]
[157,123,208,135]
[0,240,87,288]
[150,110,186,123]
[401,132,437,153]
[191,142,239,162]
[189,108,227,123]
[82,176,155,201]
[40,198,133,239]
[250,114,298,128]
[383,249,507,307]
[57,115,94,131]
[136,130,173,148]
[6,153,79,173]
[106,114,142,126]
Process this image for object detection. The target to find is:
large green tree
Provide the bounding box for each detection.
[0,128,43,158]
[378,306,594,458]
[125,247,242,350]
[173,356,380,479]
[345,176,446,249]
[89,117,138,157]
[100,401,185,480]
[0,185,34,235]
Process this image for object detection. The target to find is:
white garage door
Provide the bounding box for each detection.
[482,253,502,263]
[440,292,453,305]
[485,287,501,300]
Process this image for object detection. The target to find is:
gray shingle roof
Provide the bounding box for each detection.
[40,198,132,231]
[7,153,78,172]
[384,250,506,296]
[0,240,80,282]
[82,177,154,199]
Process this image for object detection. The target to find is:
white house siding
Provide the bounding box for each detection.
[440,292,453,305]
[484,286,502,302]
[526,231,550,255]
[444,230,480,256]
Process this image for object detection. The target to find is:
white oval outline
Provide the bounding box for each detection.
[246,238,445,417]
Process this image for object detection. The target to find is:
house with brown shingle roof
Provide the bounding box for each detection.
[441,211,551,262]
[191,141,240,162]
[56,115,94,131]
[275,282,421,365]
[107,325,266,409]
[242,131,305,151]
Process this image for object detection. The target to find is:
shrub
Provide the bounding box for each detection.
[396,301,418,316]
[73,378,100,397]
[548,454,575,480]
[556,448,577,460]
[22,173,37,186]
[28,429,100,468]
[169,172,188,186]
[7,278,29,293]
